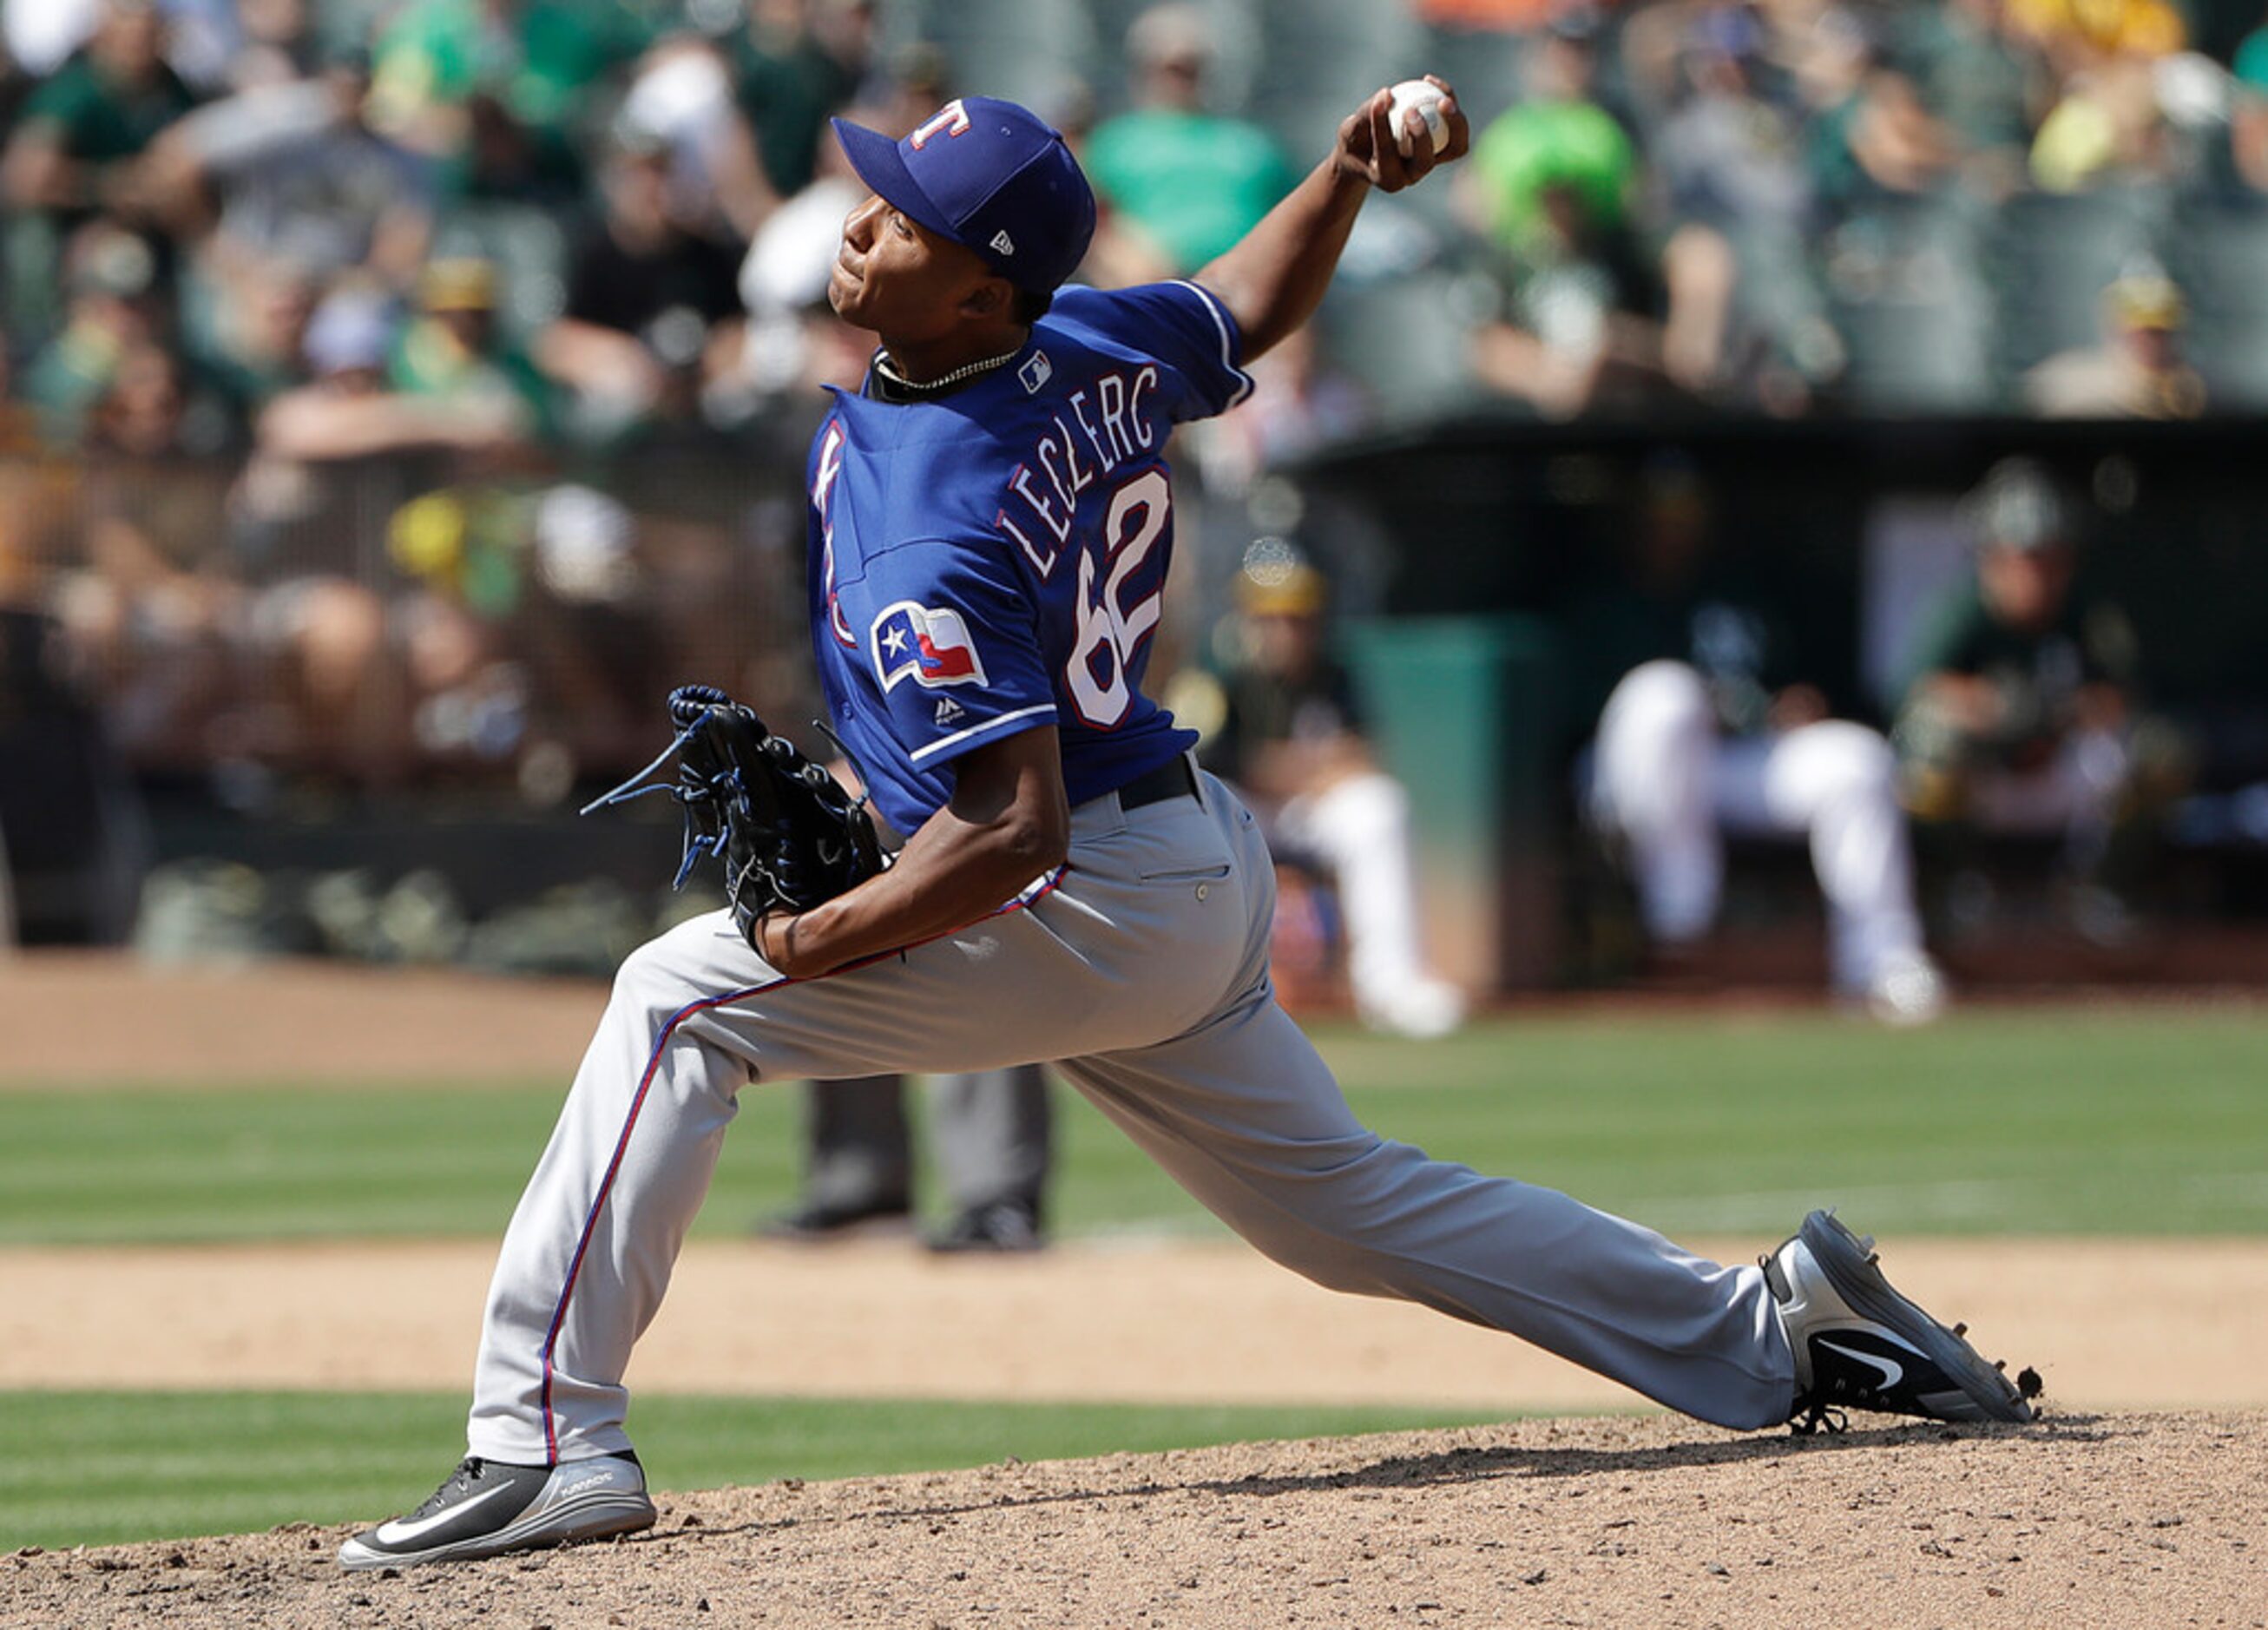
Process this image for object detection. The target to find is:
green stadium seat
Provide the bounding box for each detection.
[1418,24,1531,135]
[1819,195,1994,413]
[2163,199,2268,411]
[1079,0,1265,118]
[1247,0,1428,161]
[1318,260,1491,426]
[900,0,1100,115]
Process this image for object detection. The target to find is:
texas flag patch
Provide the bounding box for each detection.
[871,601,989,691]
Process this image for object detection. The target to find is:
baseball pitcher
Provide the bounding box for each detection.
[341,80,2034,1572]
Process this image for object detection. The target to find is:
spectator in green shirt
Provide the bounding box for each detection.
[1463,9,1738,415]
[365,0,649,165]
[391,255,549,444]
[1083,3,1296,277]
[1465,9,1634,262]
[20,220,169,444]
[1,0,196,227]
[1891,0,2042,192]
[728,0,874,207]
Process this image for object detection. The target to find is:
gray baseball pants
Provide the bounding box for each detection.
[467,769,1795,1466]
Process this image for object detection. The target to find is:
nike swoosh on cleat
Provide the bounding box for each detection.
[1816,1338,1905,1392]
[373,1482,519,1547]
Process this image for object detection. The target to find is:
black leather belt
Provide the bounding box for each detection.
[1114,755,1199,811]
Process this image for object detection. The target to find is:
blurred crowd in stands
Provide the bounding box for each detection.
[2,0,2266,878]
[6,0,2268,452]
[1447,0,2268,419]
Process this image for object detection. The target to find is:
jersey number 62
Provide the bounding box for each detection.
[1065,467,1171,728]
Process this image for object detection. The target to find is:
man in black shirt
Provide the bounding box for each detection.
[536,125,746,434]
[1896,458,2160,909]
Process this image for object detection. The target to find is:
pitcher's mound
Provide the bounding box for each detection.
[8,1411,2260,1629]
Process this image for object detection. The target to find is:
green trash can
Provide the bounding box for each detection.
[1346,615,1563,995]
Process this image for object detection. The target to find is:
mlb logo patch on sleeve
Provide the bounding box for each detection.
[872,601,990,691]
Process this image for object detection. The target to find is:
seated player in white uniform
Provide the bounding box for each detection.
[1569,458,1946,1023]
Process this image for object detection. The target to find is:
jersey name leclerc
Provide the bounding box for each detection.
[805,279,1252,837]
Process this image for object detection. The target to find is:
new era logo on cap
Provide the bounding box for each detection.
[832,97,1095,292]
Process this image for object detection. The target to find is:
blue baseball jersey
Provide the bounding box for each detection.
[805,279,1252,837]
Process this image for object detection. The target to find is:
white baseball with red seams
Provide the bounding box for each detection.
[1387,79,1450,157]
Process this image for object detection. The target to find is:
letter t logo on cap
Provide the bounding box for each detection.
[910,101,971,148]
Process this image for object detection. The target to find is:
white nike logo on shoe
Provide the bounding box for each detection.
[1815,1338,1910,1392]
[373,1482,519,1546]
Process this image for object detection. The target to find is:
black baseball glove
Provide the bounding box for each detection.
[585,684,885,948]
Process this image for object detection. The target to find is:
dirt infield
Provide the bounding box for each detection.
[7,955,2265,1623]
[0,952,602,1087]
[8,1412,2262,1628]
[10,1241,2260,1630]
[6,1233,2268,1412]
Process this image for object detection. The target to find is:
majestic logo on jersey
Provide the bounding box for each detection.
[933,696,966,726]
[1018,352,1053,394]
[872,601,989,691]
[909,102,970,148]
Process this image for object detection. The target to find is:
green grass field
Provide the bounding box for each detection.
[4,1005,2265,1246]
[0,1391,1496,1550]
[6,1002,2265,1548]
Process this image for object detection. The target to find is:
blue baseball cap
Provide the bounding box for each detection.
[831,97,1096,294]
